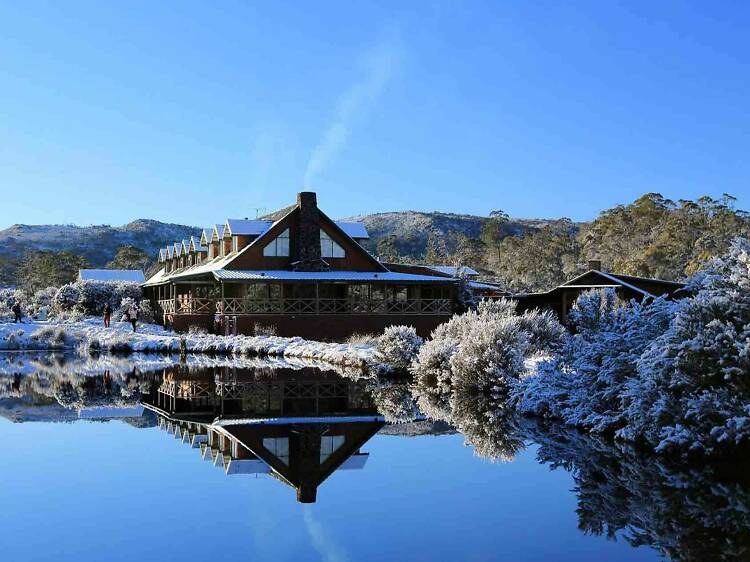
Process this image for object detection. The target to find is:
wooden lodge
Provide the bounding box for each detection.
[514,260,686,322]
[142,192,459,339]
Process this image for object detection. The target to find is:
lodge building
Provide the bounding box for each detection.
[143,192,459,339]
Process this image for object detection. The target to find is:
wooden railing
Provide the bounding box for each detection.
[159,297,452,315]
[214,297,452,315]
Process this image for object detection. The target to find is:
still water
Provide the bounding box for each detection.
[0,353,747,562]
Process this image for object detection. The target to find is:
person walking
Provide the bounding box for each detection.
[11,302,22,323]
[127,303,138,332]
[103,303,112,328]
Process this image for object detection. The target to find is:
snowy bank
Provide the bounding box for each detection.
[0,318,379,371]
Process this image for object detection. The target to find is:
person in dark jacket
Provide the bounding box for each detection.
[11,302,22,323]
[103,303,113,327]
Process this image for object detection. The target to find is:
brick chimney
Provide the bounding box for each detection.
[293,191,328,271]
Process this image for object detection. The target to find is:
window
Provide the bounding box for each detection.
[262,437,289,466]
[232,236,239,253]
[263,228,290,257]
[320,230,345,258]
[320,435,345,464]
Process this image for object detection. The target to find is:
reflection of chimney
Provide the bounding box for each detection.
[588,259,602,271]
[294,191,327,272]
[297,484,317,504]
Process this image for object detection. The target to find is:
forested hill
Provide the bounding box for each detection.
[0,193,747,293]
[0,220,199,266]
[341,211,579,259]
[0,220,200,285]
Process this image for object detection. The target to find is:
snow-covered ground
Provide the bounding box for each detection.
[0,318,378,371]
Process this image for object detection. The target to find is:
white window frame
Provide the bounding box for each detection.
[320,230,345,258]
[263,228,290,257]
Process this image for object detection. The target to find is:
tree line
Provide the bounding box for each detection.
[377,193,750,292]
[0,245,150,293]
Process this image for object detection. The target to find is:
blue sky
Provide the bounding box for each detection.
[1,1,748,228]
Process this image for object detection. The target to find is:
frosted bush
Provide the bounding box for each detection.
[450,314,527,394]
[30,326,70,349]
[30,287,57,318]
[514,289,676,434]
[412,297,564,402]
[617,238,750,457]
[375,325,423,370]
[51,284,82,316]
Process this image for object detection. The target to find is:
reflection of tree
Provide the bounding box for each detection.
[369,380,420,424]
[1,369,151,410]
[412,373,525,463]
[451,390,525,463]
[524,419,750,561]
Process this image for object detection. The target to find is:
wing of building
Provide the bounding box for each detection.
[513,261,686,322]
[143,192,459,339]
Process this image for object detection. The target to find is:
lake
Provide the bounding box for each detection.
[0,354,747,562]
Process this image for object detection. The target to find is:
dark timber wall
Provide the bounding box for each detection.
[167,313,450,340]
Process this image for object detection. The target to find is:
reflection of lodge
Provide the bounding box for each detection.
[144,366,385,503]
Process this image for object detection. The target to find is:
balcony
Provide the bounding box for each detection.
[157,297,452,316]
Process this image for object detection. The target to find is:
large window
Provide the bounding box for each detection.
[320,230,345,258]
[263,229,290,257]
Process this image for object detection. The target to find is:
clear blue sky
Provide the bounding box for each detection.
[1,1,748,228]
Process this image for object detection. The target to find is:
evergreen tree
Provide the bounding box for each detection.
[106,245,150,271]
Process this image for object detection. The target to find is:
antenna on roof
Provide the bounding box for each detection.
[254,207,267,219]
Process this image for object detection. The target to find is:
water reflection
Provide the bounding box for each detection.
[144,365,388,503]
[1,355,749,559]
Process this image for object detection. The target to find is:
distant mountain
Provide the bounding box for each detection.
[341,210,579,258]
[0,219,200,268]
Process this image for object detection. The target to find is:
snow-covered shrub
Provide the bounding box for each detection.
[53,309,85,324]
[3,329,25,349]
[514,289,676,434]
[0,289,27,321]
[375,325,424,370]
[345,333,377,345]
[412,298,563,400]
[514,308,567,355]
[449,314,527,394]
[51,283,82,316]
[617,238,750,457]
[30,326,70,349]
[30,286,58,318]
[50,280,143,317]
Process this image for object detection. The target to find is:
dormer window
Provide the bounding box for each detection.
[320,230,345,258]
[263,228,290,257]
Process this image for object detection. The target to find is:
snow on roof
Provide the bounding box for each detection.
[142,267,168,286]
[79,269,145,283]
[469,281,507,291]
[423,265,479,276]
[336,222,369,239]
[214,415,388,426]
[189,236,207,252]
[212,270,457,283]
[225,219,273,236]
